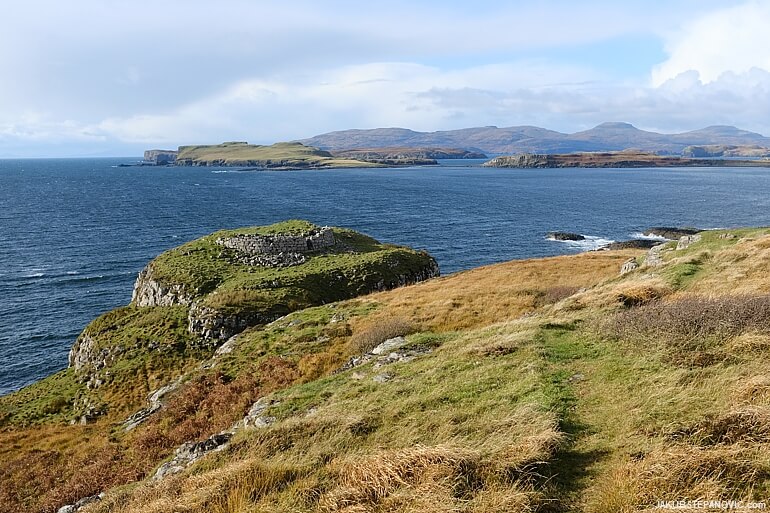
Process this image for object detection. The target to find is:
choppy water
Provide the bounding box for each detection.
[2,158,770,395]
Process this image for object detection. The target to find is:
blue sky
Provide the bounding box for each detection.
[1,0,769,157]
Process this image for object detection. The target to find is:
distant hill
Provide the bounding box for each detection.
[301,122,770,155]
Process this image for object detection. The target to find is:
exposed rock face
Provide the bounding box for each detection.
[68,334,99,372]
[639,232,704,270]
[645,243,670,267]
[132,265,193,307]
[237,397,278,429]
[56,493,104,513]
[677,234,702,250]
[338,336,431,374]
[153,432,233,480]
[620,258,639,275]
[547,231,585,241]
[143,150,178,165]
[370,260,440,292]
[152,396,280,481]
[122,377,184,431]
[187,303,283,342]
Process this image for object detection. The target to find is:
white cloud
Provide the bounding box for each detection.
[652,1,770,86]
[1,1,770,156]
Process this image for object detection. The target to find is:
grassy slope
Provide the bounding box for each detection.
[175,141,383,168]
[7,229,770,512]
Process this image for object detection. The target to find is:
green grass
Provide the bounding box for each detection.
[146,222,437,316]
[0,369,85,427]
[175,142,383,168]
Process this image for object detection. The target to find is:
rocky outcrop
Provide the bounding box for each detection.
[68,333,122,390]
[547,231,585,241]
[639,232,704,270]
[122,377,184,431]
[620,258,639,275]
[132,265,193,307]
[143,150,178,165]
[338,336,431,374]
[153,432,233,480]
[645,243,670,267]
[129,222,439,343]
[68,334,99,372]
[601,240,659,250]
[676,234,702,250]
[187,303,283,342]
[153,397,280,481]
[643,227,701,240]
[57,493,104,513]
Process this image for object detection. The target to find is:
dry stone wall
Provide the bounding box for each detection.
[216,227,336,267]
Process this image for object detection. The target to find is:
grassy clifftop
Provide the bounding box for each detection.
[6,226,770,512]
[175,141,383,168]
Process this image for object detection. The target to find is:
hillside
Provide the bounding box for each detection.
[174,141,383,169]
[682,144,770,158]
[301,122,770,155]
[6,224,770,511]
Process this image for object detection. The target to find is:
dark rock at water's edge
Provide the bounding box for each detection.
[599,239,660,250]
[547,231,585,241]
[643,227,701,240]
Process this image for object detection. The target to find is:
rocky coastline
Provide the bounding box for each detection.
[483,151,770,168]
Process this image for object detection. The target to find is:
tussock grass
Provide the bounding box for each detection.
[602,294,770,366]
[347,316,415,354]
[588,445,770,513]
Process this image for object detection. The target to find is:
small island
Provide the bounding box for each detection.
[483,150,770,168]
[142,142,489,169]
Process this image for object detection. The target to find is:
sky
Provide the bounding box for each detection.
[2,0,770,157]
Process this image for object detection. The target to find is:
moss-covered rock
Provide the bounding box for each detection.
[131,220,439,341]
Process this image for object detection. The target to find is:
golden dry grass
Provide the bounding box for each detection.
[18,232,770,513]
[353,250,639,333]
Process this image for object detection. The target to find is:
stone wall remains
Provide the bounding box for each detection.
[215,227,336,267]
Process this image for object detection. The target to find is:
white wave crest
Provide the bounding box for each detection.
[547,235,615,251]
[630,232,668,241]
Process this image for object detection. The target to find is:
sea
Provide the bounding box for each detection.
[2,157,770,395]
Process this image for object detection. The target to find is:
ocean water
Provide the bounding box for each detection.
[3,158,770,395]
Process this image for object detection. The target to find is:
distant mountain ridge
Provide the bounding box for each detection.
[300,122,770,155]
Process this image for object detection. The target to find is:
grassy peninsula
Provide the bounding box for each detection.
[5,224,770,512]
[174,142,384,169]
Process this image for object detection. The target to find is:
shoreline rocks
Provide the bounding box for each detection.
[547,231,585,241]
[643,227,701,240]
